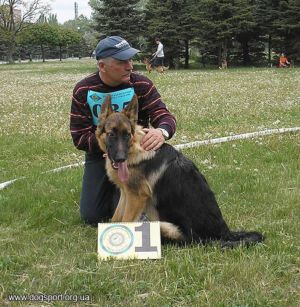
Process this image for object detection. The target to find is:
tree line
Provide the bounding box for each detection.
[0,0,94,63]
[92,0,300,67]
[1,0,299,67]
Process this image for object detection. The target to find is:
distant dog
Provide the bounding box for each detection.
[96,95,264,247]
[219,59,228,69]
[143,57,169,73]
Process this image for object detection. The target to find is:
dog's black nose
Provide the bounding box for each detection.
[114,158,126,163]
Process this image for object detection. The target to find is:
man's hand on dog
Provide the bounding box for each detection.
[141,128,165,151]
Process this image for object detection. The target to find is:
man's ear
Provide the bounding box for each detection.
[98,95,113,131]
[98,61,106,73]
[123,94,138,124]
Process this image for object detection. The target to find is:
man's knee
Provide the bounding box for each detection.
[80,206,110,225]
[80,189,119,225]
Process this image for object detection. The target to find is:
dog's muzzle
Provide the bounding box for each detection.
[103,154,129,182]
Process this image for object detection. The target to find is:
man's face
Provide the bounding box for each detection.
[99,58,133,86]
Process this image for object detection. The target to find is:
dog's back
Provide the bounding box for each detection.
[140,144,232,242]
[134,143,263,246]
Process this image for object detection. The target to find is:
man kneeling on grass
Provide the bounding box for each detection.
[70,36,176,225]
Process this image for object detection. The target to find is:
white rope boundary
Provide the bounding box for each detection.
[174,126,300,150]
[1,127,299,191]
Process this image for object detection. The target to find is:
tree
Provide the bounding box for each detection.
[90,0,144,48]
[188,0,237,66]
[0,0,49,63]
[272,0,300,60]
[55,26,81,61]
[253,0,278,65]
[19,22,56,61]
[19,23,81,61]
[47,13,57,24]
[145,0,191,68]
[285,0,300,60]
[189,0,265,66]
[37,12,57,24]
[64,15,98,57]
[254,0,300,64]
[231,0,262,66]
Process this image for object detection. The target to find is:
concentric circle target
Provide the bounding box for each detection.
[99,225,134,255]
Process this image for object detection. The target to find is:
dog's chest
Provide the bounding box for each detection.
[106,160,169,190]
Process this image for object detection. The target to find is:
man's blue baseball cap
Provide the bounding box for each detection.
[95,36,140,60]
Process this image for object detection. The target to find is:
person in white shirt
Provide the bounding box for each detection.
[152,38,164,67]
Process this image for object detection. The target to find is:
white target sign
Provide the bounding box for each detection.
[97,222,161,260]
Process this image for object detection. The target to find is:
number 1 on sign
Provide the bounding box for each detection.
[135,223,158,252]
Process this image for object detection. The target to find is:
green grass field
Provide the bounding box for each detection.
[0,59,299,306]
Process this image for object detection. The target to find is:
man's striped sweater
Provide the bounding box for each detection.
[70,71,176,155]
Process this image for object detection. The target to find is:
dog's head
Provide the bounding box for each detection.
[96,94,138,182]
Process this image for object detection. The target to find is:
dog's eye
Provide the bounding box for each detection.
[124,132,131,139]
[107,132,116,138]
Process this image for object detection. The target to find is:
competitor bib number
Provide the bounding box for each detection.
[87,88,135,125]
[97,222,161,260]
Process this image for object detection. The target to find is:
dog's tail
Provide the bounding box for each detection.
[221,231,264,248]
[160,222,264,247]
[160,222,185,241]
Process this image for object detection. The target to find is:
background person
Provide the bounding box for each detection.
[152,37,165,67]
[70,36,176,225]
[279,53,290,68]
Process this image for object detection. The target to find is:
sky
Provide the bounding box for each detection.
[50,0,92,23]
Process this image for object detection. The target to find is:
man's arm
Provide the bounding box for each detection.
[133,74,176,149]
[138,83,176,138]
[70,85,102,154]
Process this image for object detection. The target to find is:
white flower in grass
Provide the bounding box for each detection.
[272,120,281,125]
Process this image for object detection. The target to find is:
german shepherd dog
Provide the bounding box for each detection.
[219,59,228,69]
[143,57,169,74]
[96,95,264,247]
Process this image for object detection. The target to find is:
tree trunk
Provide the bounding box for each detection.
[168,57,175,69]
[218,45,222,66]
[218,40,228,66]
[268,34,272,67]
[59,45,62,61]
[201,53,206,68]
[7,41,16,64]
[41,45,45,62]
[184,39,189,69]
[242,41,251,66]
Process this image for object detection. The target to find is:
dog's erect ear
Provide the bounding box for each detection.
[97,95,113,134]
[99,95,113,123]
[123,94,138,126]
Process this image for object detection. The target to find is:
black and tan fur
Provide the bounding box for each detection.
[219,59,228,69]
[96,95,264,247]
[143,57,169,74]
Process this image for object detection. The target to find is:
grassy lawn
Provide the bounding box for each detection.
[0,59,299,306]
